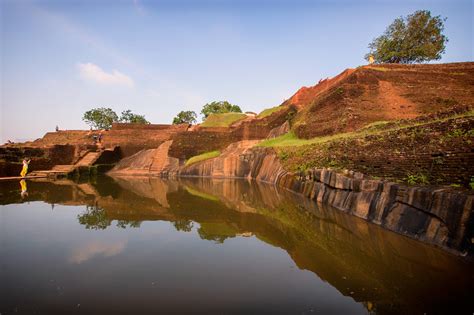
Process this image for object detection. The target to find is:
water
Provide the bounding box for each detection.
[1,176,473,314]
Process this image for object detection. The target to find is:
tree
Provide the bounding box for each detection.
[172,110,197,125]
[82,107,119,130]
[365,10,447,64]
[119,110,150,124]
[173,220,194,232]
[200,101,242,120]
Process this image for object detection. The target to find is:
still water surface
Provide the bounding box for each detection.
[1,176,473,314]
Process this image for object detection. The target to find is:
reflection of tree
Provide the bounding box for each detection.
[116,220,142,229]
[77,204,111,230]
[77,204,143,230]
[197,222,238,244]
[173,220,194,232]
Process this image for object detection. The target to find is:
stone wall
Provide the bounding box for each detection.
[0,145,76,177]
[168,106,295,160]
[111,123,189,131]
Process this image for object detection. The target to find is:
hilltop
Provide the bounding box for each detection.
[283,62,474,138]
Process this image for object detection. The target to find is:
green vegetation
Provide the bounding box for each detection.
[185,186,219,201]
[172,110,197,125]
[83,108,149,129]
[185,150,221,166]
[200,113,247,128]
[470,177,474,190]
[405,173,430,185]
[201,101,242,120]
[257,105,285,118]
[83,107,119,130]
[361,120,392,131]
[366,10,447,64]
[119,110,150,124]
[259,110,474,148]
[258,130,362,148]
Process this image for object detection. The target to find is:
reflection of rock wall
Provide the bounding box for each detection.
[177,146,474,256]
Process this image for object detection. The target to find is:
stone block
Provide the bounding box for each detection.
[334,173,352,190]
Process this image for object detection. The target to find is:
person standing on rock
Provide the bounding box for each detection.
[20,159,31,178]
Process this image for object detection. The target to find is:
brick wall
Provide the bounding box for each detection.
[168,106,295,160]
[111,123,189,131]
[282,116,474,186]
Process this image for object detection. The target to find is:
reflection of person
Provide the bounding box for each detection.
[20,159,31,178]
[20,179,28,198]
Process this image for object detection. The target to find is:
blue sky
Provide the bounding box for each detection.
[1,0,472,142]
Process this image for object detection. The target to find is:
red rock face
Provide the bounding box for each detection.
[288,62,474,138]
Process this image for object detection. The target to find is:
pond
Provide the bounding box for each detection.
[1,176,473,314]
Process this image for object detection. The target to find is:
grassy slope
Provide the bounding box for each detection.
[257,105,285,119]
[185,150,221,167]
[259,110,474,148]
[200,113,247,128]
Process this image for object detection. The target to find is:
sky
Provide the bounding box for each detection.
[0,0,472,142]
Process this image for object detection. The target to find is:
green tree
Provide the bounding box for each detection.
[119,110,150,124]
[82,107,119,130]
[365,10,447,64]
[200,101,242,120]
[172,110,197,125]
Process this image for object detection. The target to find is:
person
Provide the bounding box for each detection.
[20,179,28,198]
[368,55,375,64]
[20,159,31,178]
[55,125,59,132]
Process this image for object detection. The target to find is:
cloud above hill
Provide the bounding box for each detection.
[78,62,134,87]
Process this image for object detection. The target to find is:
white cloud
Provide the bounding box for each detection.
[78,62,134,87]
[69,240,127,264]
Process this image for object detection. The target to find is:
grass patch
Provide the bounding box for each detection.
[257,105,285,118]
[365,66,391,72]
[185,150,221,166]
[361,120,392,131]
[200,113,247,128]
[258,110,474,148]
[257,130,363,148]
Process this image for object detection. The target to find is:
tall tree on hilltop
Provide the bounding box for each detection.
[365,10,447,64]
[201,101,242,120]
[82,107,119,130]
[172,110,197,125]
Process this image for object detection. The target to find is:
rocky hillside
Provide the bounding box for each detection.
[285,62,474,138]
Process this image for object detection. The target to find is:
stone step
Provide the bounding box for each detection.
[75,152,100,167]
[149,141,173,172]
[52,165,75,172]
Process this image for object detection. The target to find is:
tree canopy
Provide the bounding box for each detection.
[83,108,149,129]
[172,110,197,125]
[200,101,242,120]
[119,110,150,124]
[365,10,447,64]
[82,107,119,130]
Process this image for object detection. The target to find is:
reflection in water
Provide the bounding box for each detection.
[69,240,127,264]
[1,176,473,314]
[19,179,28,198]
